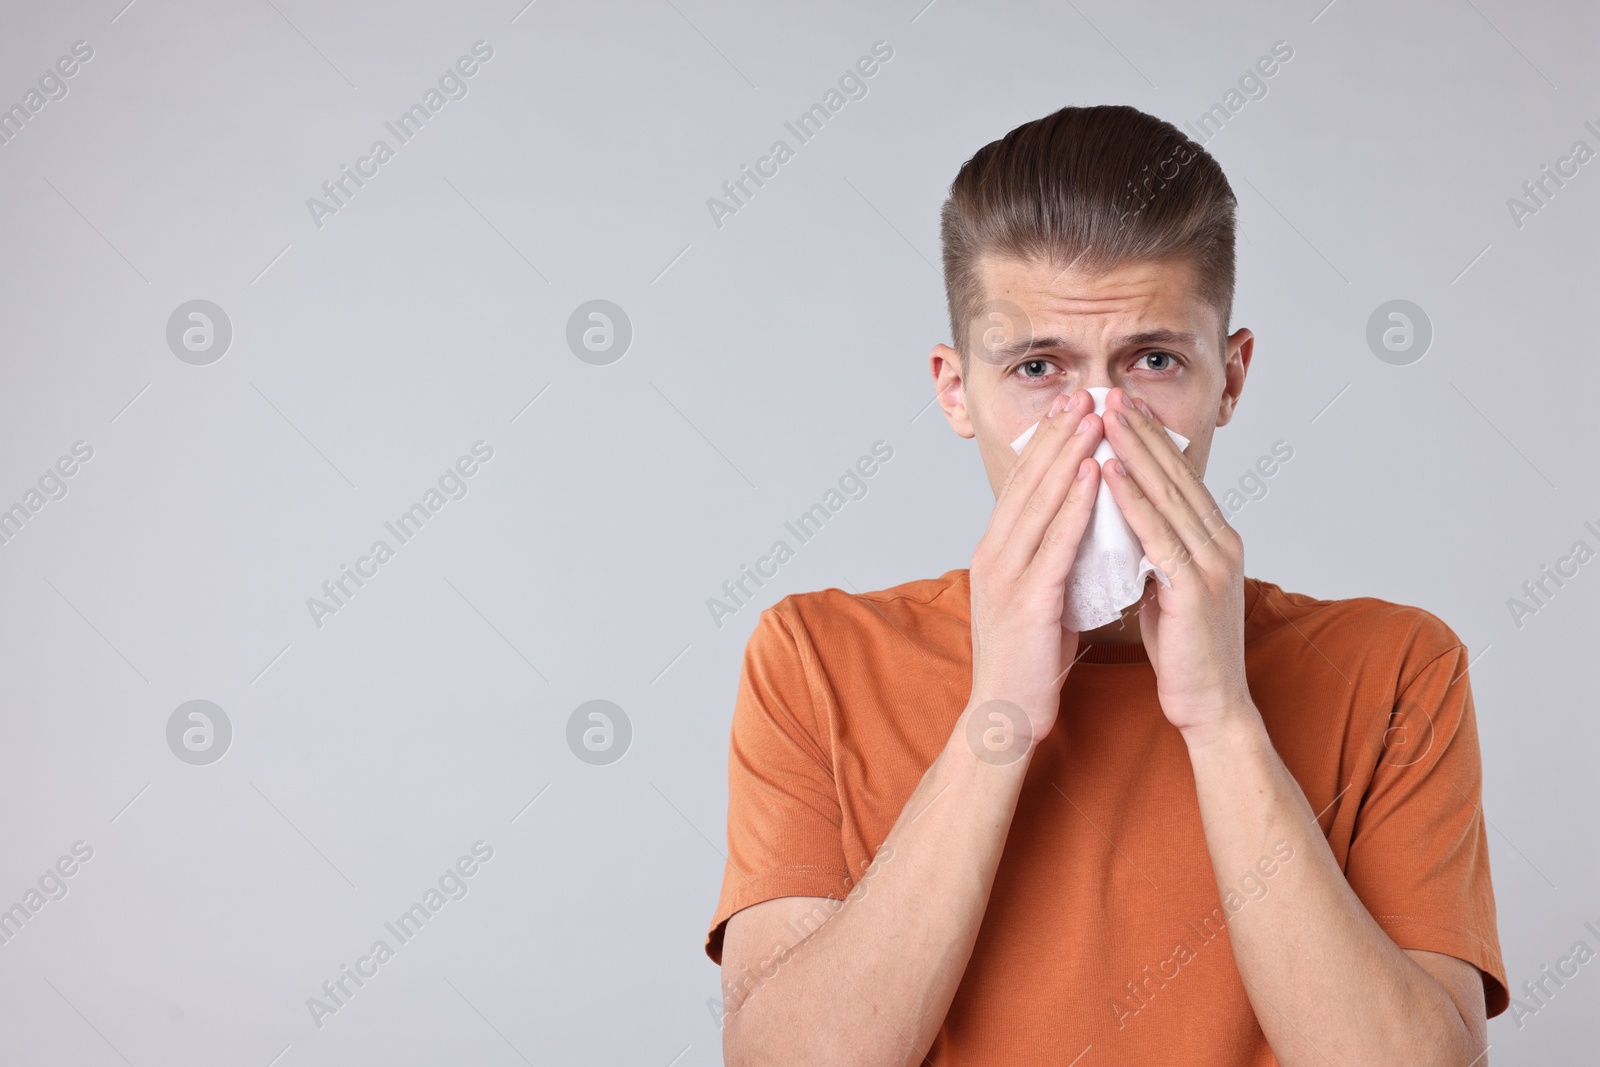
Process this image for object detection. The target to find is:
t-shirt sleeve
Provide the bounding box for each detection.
[704,603,853,966]
[1343,635,1510,1018]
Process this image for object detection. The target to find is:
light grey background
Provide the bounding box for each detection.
[0,0,1595,1063]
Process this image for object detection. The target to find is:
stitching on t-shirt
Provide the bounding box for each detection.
[1395,642,1469,707]
[854,572,965,607]
[1370,916,1497,952]
[1348,638,1470,788]
[762,607,840,777]
[728,863,854,893]
[773,578,955,616]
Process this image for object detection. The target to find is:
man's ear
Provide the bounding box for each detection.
[931,343,975,439]
[1214,327,1253,429]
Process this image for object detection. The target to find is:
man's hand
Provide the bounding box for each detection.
[968,387,1105,738]
[1098,386,1253,743]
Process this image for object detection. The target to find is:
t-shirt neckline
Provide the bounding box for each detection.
[952,570,1264,666]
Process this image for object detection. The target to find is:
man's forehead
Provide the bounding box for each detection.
[973,253,1217,352]
[979,253,1200,315]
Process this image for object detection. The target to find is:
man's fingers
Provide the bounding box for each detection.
[1101,389,1234,576]
[994,403,1102,576]
[1024,454,1100,594]
[988,397,1066,551]
[993,392,1077,528]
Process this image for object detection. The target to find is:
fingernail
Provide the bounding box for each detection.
[1136,398,1153,418]
[1074,415,1092,435]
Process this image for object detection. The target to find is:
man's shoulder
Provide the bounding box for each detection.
[753,568,971,660]
[768,567,967,620]
[1246,577,1467,676]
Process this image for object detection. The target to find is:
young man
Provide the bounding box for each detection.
[704,104,1507,1065]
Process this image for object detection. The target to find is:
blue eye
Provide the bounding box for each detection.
[1142,351,1176,371]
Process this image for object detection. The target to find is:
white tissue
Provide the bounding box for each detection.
[1009,386,1191,632]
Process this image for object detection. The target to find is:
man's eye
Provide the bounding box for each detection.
[1141,351,1176,371]
[1018,359,1053,379]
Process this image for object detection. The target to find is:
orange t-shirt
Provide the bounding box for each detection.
[705,569,1508,1064]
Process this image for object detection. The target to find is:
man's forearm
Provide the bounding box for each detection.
[1182,704,1481,1066]
[724,702,1032,1067]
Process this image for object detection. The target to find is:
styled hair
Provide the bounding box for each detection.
[939,104,1237,369]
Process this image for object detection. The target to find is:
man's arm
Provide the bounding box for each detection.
[717,388,1106,1065]
[1094,387,1493,1066]
[1183,709,1489,1067]
[719,702,1031,1067]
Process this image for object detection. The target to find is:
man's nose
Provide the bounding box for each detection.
[1069,375,1115,401]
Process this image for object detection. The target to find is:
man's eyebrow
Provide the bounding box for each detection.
[990,328,1199,361]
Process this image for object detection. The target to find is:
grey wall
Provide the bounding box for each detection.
[0,0,1594,1063]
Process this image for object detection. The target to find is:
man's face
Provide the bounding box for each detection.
[931,253,1252,498]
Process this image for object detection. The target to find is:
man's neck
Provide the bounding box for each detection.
[1079,604,1144,645]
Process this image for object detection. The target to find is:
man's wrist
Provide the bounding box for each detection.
[1178,699,1268,757]
[950,696,1043,775]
